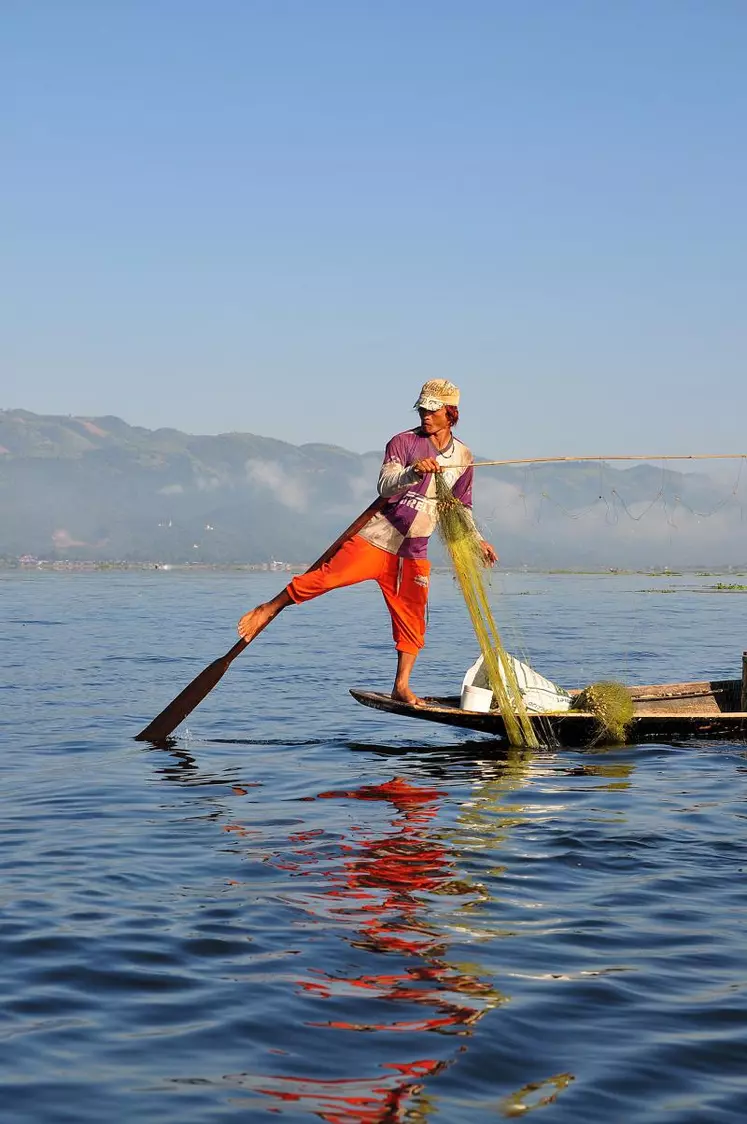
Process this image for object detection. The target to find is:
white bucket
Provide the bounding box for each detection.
[460,684,493,713]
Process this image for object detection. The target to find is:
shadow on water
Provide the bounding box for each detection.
[345,738,515,763]
[144,739,580,1120]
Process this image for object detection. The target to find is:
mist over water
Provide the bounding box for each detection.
[2,570,747,1123]
[3,409,747,569]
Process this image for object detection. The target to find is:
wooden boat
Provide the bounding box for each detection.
[350,665,747,746]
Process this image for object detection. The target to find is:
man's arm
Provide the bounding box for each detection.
[378,459,421,498]
[377,433,432,498]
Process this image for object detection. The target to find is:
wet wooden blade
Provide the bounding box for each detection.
[134,639,247,743]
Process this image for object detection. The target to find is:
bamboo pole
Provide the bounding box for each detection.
[472,454,747,468]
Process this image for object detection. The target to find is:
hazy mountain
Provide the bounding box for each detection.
[1,409,744,568]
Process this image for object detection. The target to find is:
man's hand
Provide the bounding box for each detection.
[413,457,441,476]
[481,540,499,567]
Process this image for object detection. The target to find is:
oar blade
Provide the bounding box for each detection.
[135,639,247,743]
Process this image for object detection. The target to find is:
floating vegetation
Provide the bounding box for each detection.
[435,474,538,748]
[571,681,635,744]
[712,583,747,591]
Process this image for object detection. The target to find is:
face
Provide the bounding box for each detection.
[418,405,450,435]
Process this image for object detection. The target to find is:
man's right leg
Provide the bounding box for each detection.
[237,535,383,642]
[237,589,292,643]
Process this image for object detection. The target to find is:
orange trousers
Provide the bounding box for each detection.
[286,535,430,654]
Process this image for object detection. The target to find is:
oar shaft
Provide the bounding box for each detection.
[306,497,387,569]
[134,496,387,743]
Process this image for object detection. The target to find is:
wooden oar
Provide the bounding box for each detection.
[134,496,387,743]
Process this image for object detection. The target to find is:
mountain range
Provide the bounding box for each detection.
[1,409,744,568]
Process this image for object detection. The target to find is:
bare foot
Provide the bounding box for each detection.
[391,687,427,708]
[237,602,278,642]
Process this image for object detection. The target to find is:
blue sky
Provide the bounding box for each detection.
[4,0,746,457]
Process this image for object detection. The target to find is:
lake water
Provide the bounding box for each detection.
[2,569,747,1123]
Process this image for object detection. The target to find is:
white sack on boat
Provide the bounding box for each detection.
[461,654,572,713]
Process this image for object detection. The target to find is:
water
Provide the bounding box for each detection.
[2,569,747,1123]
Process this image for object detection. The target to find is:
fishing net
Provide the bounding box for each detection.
[435,474,540,748]
[571,681,634,744]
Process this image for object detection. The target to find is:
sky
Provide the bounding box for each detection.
[3,0,746,457]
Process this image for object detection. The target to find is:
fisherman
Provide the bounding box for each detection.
[237,380,497,706]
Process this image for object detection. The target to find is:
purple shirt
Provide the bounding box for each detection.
[357,429,476,559]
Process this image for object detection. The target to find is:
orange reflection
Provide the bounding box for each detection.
[250,1061,444,1123]
[245,775,503,1121]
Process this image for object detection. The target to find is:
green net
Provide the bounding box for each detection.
[570,681,634,744]
[435,474,539,748]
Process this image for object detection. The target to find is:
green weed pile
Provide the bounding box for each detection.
[434,474,539,748]
[571,681,634,743]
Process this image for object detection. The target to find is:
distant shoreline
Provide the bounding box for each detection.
[2,560,746,578]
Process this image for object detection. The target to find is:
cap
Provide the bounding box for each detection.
[413,379,461,411]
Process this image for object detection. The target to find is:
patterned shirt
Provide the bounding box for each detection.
[358,429,477,559]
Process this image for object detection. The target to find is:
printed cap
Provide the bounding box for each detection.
[413,379,460,411]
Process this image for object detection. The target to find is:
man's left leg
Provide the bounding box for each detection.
[379,556,430,706]
[392,650,422,706]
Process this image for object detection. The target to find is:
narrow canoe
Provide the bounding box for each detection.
[350,677,747,746]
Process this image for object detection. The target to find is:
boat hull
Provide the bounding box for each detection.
[350,680,747,746]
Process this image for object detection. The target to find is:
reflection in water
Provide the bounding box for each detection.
[500,1072,575,1117]
[246,774,503,1120]
[150,742,581,1119]
[306,778,504,1031]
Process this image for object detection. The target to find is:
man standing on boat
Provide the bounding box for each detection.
[237,380,497,705]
